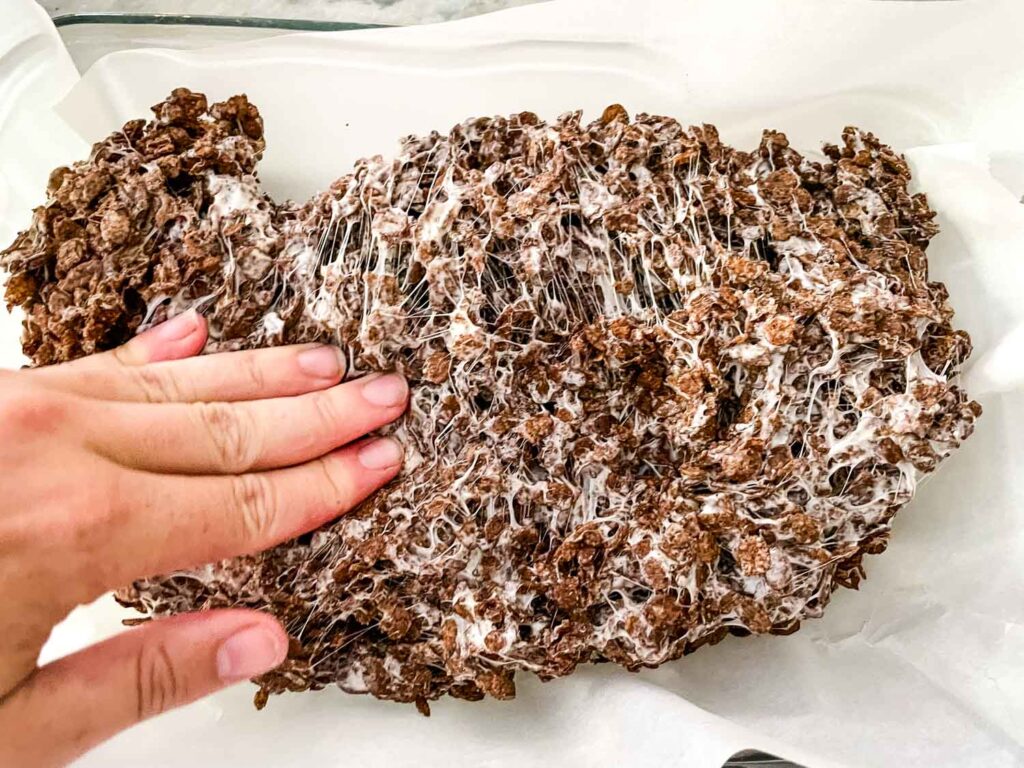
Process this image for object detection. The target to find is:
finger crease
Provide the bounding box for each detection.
[317,457,348,512]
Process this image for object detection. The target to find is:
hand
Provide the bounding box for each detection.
[0,311,408,766]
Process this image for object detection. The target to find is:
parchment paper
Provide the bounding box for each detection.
[1,2,1023,766]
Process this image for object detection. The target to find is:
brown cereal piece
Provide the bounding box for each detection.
[735,537,771,577]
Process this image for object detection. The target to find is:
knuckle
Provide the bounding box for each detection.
[315,456,353,513]
[135,640,185,720]
[110,342,137,367]
[57,468,127,592]
[310,390,341,431]
[231,473,278,547]
[83,461,126,515]
[195,402,259,471]
[69,465,120,535]
[0,387,68,436]
[239,353,268,393]
[129,366,189,403]
[57,467,148,603]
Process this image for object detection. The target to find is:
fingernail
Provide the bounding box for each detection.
[296,345,345,379]
[152,310,200,342]
[361,373,408,407]
[358,437,403,470]
[216,625,287,682]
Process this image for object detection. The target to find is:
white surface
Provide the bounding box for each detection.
[43,0,548,72]
[2,1,1024,766]
[40,0,545,24]
[0,0,80,367]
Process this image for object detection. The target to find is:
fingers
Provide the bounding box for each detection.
[0,610,286,768]
[99,437,403,586]
[86,372,408,474]
[34,341,349,405]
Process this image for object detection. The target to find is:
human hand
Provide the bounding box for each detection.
[0,311,408,766]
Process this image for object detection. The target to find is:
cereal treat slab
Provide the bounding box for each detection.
[1,90,980,713]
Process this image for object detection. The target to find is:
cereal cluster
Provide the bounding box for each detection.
[1,90,980,713]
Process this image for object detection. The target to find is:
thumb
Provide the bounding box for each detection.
[0,609,287,767]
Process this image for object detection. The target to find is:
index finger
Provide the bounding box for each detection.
[32,343,348,405]
[62,311,208,371]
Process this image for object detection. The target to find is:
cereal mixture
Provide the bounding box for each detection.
[1,90,980,713]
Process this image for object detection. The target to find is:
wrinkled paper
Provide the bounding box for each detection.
[2,1,1023,766]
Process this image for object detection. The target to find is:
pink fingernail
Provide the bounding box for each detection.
[296,345,345,379]
[152,310,200,342]
[217,625,287,682]
[358,437,403,470]
[361,373,408,407]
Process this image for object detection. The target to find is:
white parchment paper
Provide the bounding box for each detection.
[2,1,1023,766]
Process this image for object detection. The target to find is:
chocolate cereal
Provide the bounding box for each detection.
[1,90,980,713]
